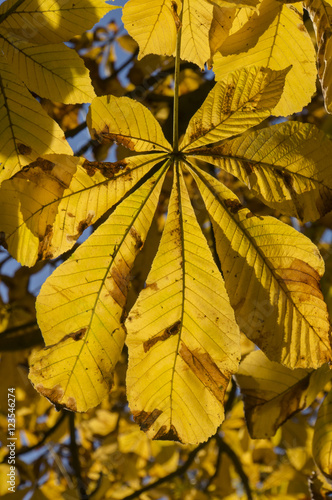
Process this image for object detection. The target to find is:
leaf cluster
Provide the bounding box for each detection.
[1,0,332,497]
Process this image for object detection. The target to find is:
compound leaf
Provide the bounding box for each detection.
[125,164,240,445]
[29,164,169,412]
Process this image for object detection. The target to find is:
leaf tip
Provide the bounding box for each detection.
[153,424,182,443]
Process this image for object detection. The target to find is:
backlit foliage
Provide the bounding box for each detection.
[1,0,332,497]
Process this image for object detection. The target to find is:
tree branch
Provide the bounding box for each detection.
[69,412,89,500]
[1,411,68,462]
[120,438,211,500]
[215,434,253,500]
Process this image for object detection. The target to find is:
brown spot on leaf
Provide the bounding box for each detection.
[224,198,243,214]
[244,162,255,175]
[29,157,55,171]
[67,212,75,218]
[35,384,77,412]
[82,160,97,176]
[222,84,235,114]
[179,342,230,405]
[145,282,159,291]
[244,373,311,438]
[107,262,131,308]
[189,125,212,143]
[45,328,88,350]
[94,125,136,150]
[67,213,94,242]
[101,160,129,178]
[82,159,129,178]
[38,224,54,261]
[276,259,324,301]
[113,129,134,147]
[171,1,182,30]
[143,320,181,353]
[132,408,162,431]
[277,170,293,189]
[130,227,143,250]
[18,143,32,155]
[70,328,87,341]
[153,424,182,442]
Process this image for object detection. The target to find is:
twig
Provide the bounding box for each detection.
[120,438,211,500]
[69,412,89,500]
[2,411,68,462]
[65,122,88,139]
[215,434,253,500]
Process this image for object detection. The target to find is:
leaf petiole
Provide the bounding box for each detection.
[172,5,183,154]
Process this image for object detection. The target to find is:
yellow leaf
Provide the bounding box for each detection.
[313,390,332,479]
[122,0,178,60]
[236,350,331,438]
[116,34,138,54]
[181,0,214,68]
[207,0,259,8]
[123,0,213,68]
[305,0,332,113]
[125,164,240,444]
[180,66,289,151]
[0,59,72,183]
[0,153,165,266]
[209,4,236,56]
[191,121,332,222]
[213,1,317,115]
[29,164,169,412]
[188,164,332,369]
[87,95,172,152]
[0,0,117,45]
[0,32,96,104]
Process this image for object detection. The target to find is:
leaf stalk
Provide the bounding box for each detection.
[172,9,183,154]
